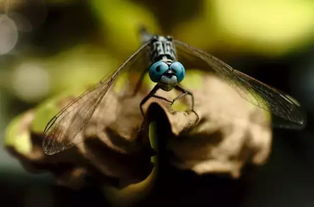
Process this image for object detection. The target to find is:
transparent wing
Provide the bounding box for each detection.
[43,42,150,155]
[174,40,305,129]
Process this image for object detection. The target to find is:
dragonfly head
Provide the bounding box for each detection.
[149,60,185,91]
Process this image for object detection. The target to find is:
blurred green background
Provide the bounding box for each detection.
[0,0,314,206]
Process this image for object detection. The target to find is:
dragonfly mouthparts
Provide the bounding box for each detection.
[159,74,178,91]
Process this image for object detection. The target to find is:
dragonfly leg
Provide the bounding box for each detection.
[132,69,147,96]
[140,84,159,116]
[140,84,174,116]
[151,95,173,103]
[173,85,199,122]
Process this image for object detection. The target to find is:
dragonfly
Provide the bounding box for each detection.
[42,29,305,155]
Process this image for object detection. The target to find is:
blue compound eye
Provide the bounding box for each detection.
[149,61,169,82]
[170,61,185,82]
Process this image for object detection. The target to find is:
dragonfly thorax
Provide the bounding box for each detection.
[150,35,177,62]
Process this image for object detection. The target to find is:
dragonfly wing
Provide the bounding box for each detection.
[174,40,305,129]
[43,42,150,155]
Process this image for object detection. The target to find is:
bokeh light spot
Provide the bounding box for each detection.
[0,14,18,55]
[12,62,50,102]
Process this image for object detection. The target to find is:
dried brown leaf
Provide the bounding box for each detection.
[6,71,272,189]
